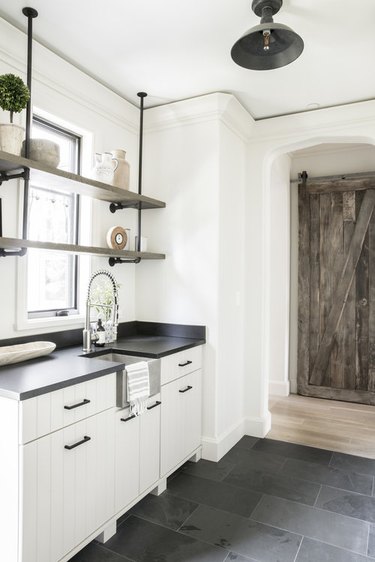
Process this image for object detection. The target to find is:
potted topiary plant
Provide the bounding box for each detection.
[0,73,30,155]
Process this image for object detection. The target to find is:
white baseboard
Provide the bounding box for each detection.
[269,380,290,397]
[244,411,272,438]
[202,418,245,462]
[201,411,272,462]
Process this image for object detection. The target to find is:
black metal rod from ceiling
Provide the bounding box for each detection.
[23,7,37,158]
[109,92,147,266]
[137,92,147,253]
[0,8,37,258]
[21,7,38,247]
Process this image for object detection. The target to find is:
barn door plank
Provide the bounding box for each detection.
[309,194,320,374]
[309,189,375,386]
[336,192,356,390]
[297,182,311,391]
[306,174,375,194]
[325,193,344,389]
[355,191,370,390]
[368,209,375,391]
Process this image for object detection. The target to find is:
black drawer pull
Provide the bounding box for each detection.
[121,414,136,422]
[179,385,193,393]
[64,398,91,410]
[147,400,162,410]
[178,360,192,367]
[64,435,91,450]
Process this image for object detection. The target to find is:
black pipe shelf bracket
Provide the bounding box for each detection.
[108,257,141,266]
[0,168,28,185]
[109,201,141,213]
[108,91,147,266]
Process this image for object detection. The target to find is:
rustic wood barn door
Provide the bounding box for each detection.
[298,173,375,404]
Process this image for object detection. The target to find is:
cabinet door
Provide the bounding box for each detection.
[139,396,161,493]
[183,369,202,456]
[20,409,115,562]
[115,409,140,513]
[160,371,202,477]
[160,377,186,476]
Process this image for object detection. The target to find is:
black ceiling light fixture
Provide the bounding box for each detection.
[231,0,304,70]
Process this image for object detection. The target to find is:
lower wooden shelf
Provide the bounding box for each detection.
[0,237,165,260]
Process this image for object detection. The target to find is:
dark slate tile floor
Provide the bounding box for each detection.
[70,438,375,562]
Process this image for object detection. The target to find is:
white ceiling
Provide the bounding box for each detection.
[0,0,374,119]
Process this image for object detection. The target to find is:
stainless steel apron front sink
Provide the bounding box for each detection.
[93,352,161,408]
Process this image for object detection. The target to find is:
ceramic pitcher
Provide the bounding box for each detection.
[111,149,130,190]
[94,152,118,183]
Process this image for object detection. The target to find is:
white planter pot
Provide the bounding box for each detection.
[0,124,25,155]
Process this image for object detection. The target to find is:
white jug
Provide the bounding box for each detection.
[111,149,130,190]
[94,152,118,183]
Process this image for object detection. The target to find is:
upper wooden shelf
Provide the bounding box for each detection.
[0,237,166,260]
[0,150,165,210]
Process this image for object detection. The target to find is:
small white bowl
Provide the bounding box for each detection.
[22,139,60,167]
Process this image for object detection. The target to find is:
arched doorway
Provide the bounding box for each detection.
[264,139,375,455]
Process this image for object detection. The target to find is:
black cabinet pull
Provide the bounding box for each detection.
[179,385,193,393]
[121,414,136,422]
[64,435,91,450]
[64,398,91,410]
[147,400,162,410]
[178,360,192,367]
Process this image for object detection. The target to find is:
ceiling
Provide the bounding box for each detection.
[0,0,374,120]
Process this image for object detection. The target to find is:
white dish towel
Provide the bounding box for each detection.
[126,361,150,416]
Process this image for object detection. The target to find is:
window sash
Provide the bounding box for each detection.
[27,117,81,318]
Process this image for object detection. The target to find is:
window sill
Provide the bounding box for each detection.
[15,313,85,333]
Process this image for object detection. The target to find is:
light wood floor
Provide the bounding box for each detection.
[268,394,375,459]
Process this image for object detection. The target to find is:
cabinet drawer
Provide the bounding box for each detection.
[161,346,202,385]
[19,373,116,444]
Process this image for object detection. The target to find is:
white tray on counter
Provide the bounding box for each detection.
[0,341,56,367]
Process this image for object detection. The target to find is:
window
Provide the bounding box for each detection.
[27,118,81,318]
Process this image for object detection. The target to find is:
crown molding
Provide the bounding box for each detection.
[251,99,375,146]
[145,92,255,142]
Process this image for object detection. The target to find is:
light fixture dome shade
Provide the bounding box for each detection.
[231,22,304,70]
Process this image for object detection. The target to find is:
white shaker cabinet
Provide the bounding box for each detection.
[115,394,161,514]
[20,408,115,562]
[161,368,202,477]
[139,396,161,493]
[115,409,140,513]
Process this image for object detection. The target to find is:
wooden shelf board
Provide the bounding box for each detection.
[0,151,165,210]
[0,237,165,260]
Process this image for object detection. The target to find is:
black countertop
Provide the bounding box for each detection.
[86,335,205,359]
[0,330,205,401]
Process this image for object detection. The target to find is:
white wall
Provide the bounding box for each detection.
[0,17,139,339]
[137,94,252,459]
[267,154,291,397]
[137,111,220,446]
[216,120,246,447]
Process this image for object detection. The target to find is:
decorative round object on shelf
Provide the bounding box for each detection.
[21,138,60,167]
[106,226,128,250]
